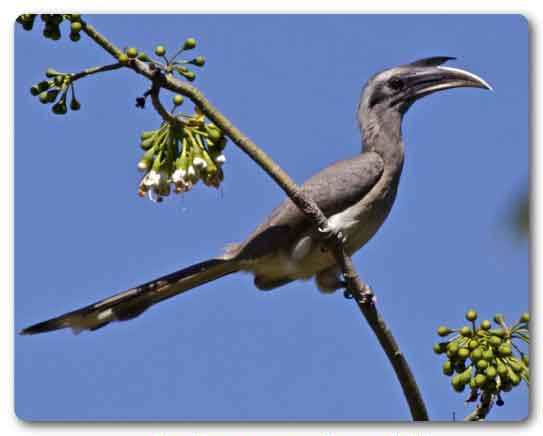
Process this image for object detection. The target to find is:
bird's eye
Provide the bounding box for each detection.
[388,77,404,91]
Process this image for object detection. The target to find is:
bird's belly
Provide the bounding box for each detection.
[249,202,390,283]
[247,173,400,287]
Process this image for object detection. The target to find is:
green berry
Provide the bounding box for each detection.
[433,343,446,354]
[181,70,196,81]
[480,320,491,330]
[485,366,497,378]
[509,359,523,373]
[520,312,530,323]
[488,335,502,347]
[21,17,35,31]
[468,339,479,350]
[118,53,129,64]
[460,326,472,337]
[52,102,67,115]
[190,56,205,67]
[498,344,512,357]
[494,313,505,325]
[49,28,61,40]
[437,326,452,337]
[137,52,150,62]
[70,99,81,111]
[183,38,197,50]
[70,21,82,32]
[470,348,483,361]
[466,309,478,322]
[508,371,521,386]
[39,91,50,104]
[126,47,138,58]
[459,366,473,383]
[69,32,81,42]
[476,359,489,370]
[446,342,459,357]
[154,45,166,56]
[39,89,59,103]
[482,348,494,360]
[474,373,487,387]
[497,363,508,375]
[458,348,470,359]
[442,360,454,376]
[451,374,463,387]
[172,94,184,106]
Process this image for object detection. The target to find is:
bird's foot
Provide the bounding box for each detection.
[317,224,347,245]
[343,283,376,304]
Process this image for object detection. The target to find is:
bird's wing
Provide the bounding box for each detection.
[228,151,385,260]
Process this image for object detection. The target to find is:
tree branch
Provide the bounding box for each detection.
[80,17,429,421]
[464,392,494,421]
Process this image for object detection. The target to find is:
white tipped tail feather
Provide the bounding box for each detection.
[20,258,239,335]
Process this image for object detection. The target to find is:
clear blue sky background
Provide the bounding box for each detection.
[15,15,529,421]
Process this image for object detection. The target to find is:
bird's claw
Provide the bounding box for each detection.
[318,225,347,245]
[343,283,376,304]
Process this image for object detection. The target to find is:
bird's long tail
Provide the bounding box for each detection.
[20,258,239,335]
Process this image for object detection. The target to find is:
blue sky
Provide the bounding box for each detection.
[15,14,529,421]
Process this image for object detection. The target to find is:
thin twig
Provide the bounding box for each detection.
[70,62,124,82]
[79,17,429,421]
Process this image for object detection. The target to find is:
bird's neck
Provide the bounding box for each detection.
[360,110,405,173]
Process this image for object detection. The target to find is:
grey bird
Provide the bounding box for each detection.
[21,56,492,335]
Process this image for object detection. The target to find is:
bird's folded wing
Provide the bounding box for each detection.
[230,151,385,260]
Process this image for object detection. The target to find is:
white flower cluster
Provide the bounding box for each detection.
[137,118,227,202]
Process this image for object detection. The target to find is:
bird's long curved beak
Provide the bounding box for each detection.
[406,66,493,101]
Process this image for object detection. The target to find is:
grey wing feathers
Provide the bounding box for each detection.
[231,151,384,259]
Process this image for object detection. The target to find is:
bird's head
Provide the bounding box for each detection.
[358,56,492,124]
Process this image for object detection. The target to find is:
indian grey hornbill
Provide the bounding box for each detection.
[21,56,492,335]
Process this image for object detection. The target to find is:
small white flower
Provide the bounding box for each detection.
[214,154,226,165]
[171,168,193,193]
[171,168,187,183]
[137,160,149,172]
[192,157,207,169]
[187,165,196,177]
[143,170,161,188]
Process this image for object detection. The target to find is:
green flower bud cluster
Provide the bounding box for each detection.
[433,310,529,406]
[137,109,227,202]
[128,40,205,83]
[17,14,83,42]
[30,69,81,114]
